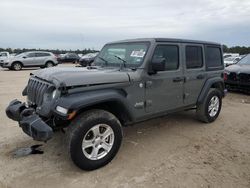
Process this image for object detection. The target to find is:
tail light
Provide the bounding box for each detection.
[223,73,228,81]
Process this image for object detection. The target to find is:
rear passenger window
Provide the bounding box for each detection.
[186,46,203,69]
[205,47,222,68]
[36,53,50,57]
[43,53,50,56]
[152,45,179,71]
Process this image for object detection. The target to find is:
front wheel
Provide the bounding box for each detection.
[11,62,22,71]
[66,109,123,171]
[196,88,222,123]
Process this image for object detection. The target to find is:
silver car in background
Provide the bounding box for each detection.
[0,51,58,70]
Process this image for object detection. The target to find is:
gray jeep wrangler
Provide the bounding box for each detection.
[6,38,226,170]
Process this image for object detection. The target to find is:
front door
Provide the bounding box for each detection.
[23,52,36,66]
[145,43,184,113]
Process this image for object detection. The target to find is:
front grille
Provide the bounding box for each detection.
[239,73,250,83]
[27,77,52,106]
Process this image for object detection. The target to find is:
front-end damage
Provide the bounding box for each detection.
[6,67,131,142]
[6,100,53,141]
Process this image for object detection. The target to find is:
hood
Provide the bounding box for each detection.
[224,60,234,64]
[225,64,250,74]
[0,56,8,60]
[32,67,130,87]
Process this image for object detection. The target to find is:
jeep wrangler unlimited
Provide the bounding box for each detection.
[6,38,226,170]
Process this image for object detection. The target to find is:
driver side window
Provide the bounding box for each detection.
[152,45,179,71]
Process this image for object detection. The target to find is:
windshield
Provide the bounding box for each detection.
[93,42,149,68]
[82,53,98,58]
[15,52,27,57]
[238,54,250,65]
[0,52,7,57]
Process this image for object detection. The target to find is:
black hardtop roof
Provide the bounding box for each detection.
[108,38,221,46]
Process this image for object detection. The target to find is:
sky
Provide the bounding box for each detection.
[0,0,250,50]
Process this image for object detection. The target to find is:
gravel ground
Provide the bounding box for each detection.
[0,65,250,188]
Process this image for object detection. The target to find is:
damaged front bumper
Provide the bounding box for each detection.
[6,100,53,141]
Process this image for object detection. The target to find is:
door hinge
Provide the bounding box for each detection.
[145,81,153,88]
[145,100,152,107]
[183,93,189,99]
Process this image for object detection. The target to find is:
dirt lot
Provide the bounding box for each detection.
[0,65,250,188]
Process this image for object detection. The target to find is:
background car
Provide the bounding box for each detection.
[223,53,240,59]
[57,53,80,63]
[224,54,250,91]
[0,51,58,71]
[0,52,11,64]
[79,52,98,67]
[224,56,241,67]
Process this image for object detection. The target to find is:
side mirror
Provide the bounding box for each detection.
[150,58,166,73]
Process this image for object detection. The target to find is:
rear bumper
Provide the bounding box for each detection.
[6,100,53,141]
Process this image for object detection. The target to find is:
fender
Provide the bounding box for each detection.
[197,77,224,104]
[54,89,134,120]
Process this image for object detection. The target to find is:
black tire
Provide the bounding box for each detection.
[66,109,123,171]
[11,62,22,71]
[45,61,54,68]
[196,88,222,123]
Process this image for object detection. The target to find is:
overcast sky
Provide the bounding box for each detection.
[0,0,250,50]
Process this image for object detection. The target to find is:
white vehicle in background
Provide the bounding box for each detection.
[224,56,241,67]
[0,52,11,68]
[223,53,240,59]
[0,51,10,60]
[0,51,58,71]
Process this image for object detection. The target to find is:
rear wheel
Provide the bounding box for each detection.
[11,62,22,71]
[45,61,54,68]
[196,88,222,123]
[66,109,123,171]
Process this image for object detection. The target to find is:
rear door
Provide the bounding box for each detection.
[145,43,184,113]
[183,44,206,106]
[35,53,49,66]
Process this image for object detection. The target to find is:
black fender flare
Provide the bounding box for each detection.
[54,89,134,120]
[197,77,224,104]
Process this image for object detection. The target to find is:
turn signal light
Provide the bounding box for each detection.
[67,111,77,120]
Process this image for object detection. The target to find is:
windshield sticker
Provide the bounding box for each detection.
[130,50,146,58]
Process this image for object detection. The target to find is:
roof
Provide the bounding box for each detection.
[26,51,52,53]
[108,38,221,46]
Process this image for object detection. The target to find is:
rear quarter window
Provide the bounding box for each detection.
[205,46,223,70]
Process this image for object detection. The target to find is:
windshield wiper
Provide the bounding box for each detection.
[97,57,109,67]
[113,55,127,70]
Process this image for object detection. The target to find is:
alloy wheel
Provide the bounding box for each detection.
[82,124,114,160]
[208,96,220,117]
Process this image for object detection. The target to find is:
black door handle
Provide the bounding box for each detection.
[197,74,205,79]
[173,77,183,82]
